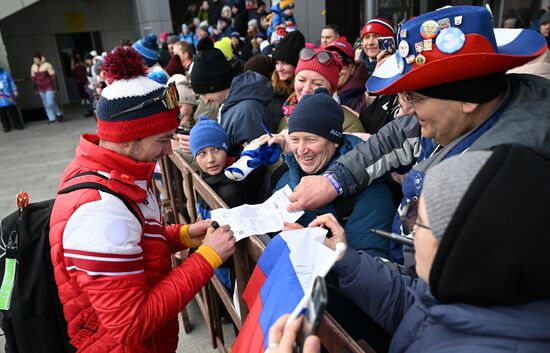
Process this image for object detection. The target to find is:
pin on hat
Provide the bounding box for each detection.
[366,5,547,95]
[438,18,451,29]
[398,40,410,57]
[435,27,465,54]
[420,20,439,39]
[423,39,433,51]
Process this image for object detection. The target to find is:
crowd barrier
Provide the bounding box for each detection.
[156,148,376,353]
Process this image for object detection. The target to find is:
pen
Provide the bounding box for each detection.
[370,228,414,247]
[261,122,273,138]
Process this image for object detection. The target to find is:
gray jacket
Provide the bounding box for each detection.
[329,74,550,196]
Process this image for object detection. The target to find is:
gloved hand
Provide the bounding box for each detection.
[225,135,281,181]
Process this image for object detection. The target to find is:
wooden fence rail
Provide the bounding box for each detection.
[159,149,373,353]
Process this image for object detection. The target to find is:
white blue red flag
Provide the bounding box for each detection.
[232,227,342,353]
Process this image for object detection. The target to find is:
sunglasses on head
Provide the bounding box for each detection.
[299,47,334,66]
[400,197,431,235]
[111,82,180,119]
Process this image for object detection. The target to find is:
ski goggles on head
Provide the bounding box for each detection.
[299,48,334,66]
[111,82,180,118]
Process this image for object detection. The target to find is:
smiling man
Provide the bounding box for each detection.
[48,47,236,353]
[286,5,550,272]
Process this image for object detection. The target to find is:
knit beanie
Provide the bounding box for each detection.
[147,67,169,85]
[288,88,343,144]
[361,17,395,39]
[423,151,490,242]
[167,35,179,45]
[191,39,234,94]
[160,31,168,42]
[132,33,159,68]
[96,47,179,142]
[244,55,275,79]
[167,74,197,106]
[423,144,550,306]
[295,49,343,91]
[416,73,508,103]
[272,30,306,66]
[189,116,230,157]
[214,37,234,60]
[540,11,550,24]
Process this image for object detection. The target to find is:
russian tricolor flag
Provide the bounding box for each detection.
[233,228,342,353]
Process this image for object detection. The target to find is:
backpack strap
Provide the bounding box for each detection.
[57,171,144,224]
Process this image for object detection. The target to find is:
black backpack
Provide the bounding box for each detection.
[0,172,142,353]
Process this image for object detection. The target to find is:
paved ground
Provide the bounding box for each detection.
[0,105,235,352]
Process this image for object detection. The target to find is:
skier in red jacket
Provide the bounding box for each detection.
[49,47,236,353]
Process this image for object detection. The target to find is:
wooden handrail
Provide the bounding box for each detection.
[162,148,368,353]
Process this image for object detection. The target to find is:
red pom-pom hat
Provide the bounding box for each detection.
[96,47,179,143]
[361,18,395,39]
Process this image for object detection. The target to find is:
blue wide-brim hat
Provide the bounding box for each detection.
[366,6,547,95]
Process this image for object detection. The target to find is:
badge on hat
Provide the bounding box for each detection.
[398,40,410,57]
[395,52,405,73]
[415,54,426,65]
[435,27,466,54]
[406,55,415,64]
[400,29,407,38]
[415,42,423,53]
[420,20,440,39]
[454,16,463,26]
[437,18,451,29]
[423,39,433,51]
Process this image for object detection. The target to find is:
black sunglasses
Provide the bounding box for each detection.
[299,47,334,66]
[400,197,431,235]
[110,82,180,119]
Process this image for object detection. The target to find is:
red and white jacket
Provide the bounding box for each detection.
[49,134,216,353]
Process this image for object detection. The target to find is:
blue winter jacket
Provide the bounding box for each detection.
[267,3,297,37]
[179,32,194,45]
[0,69,17,107]
[274,134,395,258]
[220,71,274,145]
[333,248,550,353]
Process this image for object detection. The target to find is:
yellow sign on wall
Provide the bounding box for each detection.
[64,12,86,32]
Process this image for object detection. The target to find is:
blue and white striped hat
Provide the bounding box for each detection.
[132,33,159,68]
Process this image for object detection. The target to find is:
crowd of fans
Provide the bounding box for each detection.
[17,1,550,353]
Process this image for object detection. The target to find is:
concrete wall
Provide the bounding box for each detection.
[293,0,326,43]
[0,0,171,111]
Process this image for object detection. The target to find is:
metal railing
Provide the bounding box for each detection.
[158,149,374,353]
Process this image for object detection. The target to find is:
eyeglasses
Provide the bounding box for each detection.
[400,197,431,235]
[399,92,425,107]
[110,82,180,119]
[299,47,334,66]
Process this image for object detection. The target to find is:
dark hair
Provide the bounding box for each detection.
[118,39,133,47]
[33,51,42,59]
[323,24,339,36]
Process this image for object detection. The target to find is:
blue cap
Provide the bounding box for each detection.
[189,116,230,157]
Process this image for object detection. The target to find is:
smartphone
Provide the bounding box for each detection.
[378,36,396,55]
[294,276,328,353]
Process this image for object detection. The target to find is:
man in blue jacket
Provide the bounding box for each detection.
[286,5,550,272]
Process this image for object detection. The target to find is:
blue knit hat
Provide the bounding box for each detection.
[132,33,159,68]
[189,116,230,157]
[288,88,343,144]
[147,68,168,84]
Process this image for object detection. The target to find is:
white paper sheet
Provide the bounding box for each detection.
[210,185,304,241]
